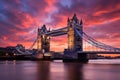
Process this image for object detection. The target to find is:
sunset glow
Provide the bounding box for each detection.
[0,0,120,56]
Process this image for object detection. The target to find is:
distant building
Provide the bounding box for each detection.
[0,44,25,56]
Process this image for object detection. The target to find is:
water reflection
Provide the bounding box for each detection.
[0,60,120,80]
[38,62,84,80]
[50,62,65,80]
[64,63,83,80]
[37,61,50,80]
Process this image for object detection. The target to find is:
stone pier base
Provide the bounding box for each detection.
[78,53,88,63]
[63,53,88,63]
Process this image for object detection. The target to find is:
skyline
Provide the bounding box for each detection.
[0,0,120,53]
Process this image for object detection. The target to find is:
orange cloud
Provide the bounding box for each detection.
[45,0,56,12]
[22,13,35,28]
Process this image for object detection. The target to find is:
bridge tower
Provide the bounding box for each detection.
[64,14,88,63]
[67,14,83,52]
[37,25,50,53]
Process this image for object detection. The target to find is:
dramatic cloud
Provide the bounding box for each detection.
[0,0,120,54]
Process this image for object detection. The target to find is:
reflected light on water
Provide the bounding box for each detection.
[89,59,120,64]
[13,60,16,65]
[0,60,120,80]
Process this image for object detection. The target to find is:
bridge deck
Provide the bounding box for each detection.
[47,27,68,36]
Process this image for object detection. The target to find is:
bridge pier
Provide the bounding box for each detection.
[36,25,51,60]
[63,49,88,63]
[63,14,89,63]
[77,53,88,63]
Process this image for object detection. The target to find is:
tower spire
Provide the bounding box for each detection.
[72,13,78,23]
[67,17,70,22]
[80,19,83,25]
[73,13,76,17]
[72,13,77,20]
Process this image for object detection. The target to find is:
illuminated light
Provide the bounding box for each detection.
[42,35,45,38]
[37,53,44,59]
[47,36,50,39]
[44,52,51,56]
[13,53,16,56]
[6,53,8,56]
[5,60,8,65]
[37,35,41,50]
[68,27,74,50]
[42,49,45,53]
[13,60,16,65]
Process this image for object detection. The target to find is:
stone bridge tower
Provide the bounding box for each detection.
[37,25,50,53]
[67,14,83,51]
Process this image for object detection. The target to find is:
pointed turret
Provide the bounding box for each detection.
[67,17,71,27]
[72,13,78,23]
[37,27,39,35]
[67,17,70,22]
[80,19,83,25]
[41,24,47,33]
[72,13,77,19]
[48,27,50,32]
[42,24,46,28]
[38,27,42,36]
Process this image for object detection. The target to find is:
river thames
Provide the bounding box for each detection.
[0,59,120,80]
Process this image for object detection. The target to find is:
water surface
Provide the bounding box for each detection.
[0,59,120,80]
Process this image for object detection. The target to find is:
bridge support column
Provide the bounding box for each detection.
[67,14,83,52]
[37,25,51,60]
[37,34,41,51]
[37,25,50,53]
[64,14,88,63]
[78,53,88,63]
[41,34,50,53]
[63,50,88,63]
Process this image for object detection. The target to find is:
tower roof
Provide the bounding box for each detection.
[72,13,78,23]
[41,24,47,33]
[67,17,70,22]
[80,19,83,25]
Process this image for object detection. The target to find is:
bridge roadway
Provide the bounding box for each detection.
[78,51,120,54]
[46,27,68,36]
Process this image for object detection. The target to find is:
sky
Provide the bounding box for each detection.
[0,0,120,54]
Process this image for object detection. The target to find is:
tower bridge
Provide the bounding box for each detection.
[15,14,120,62]
[37,14,83,53]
